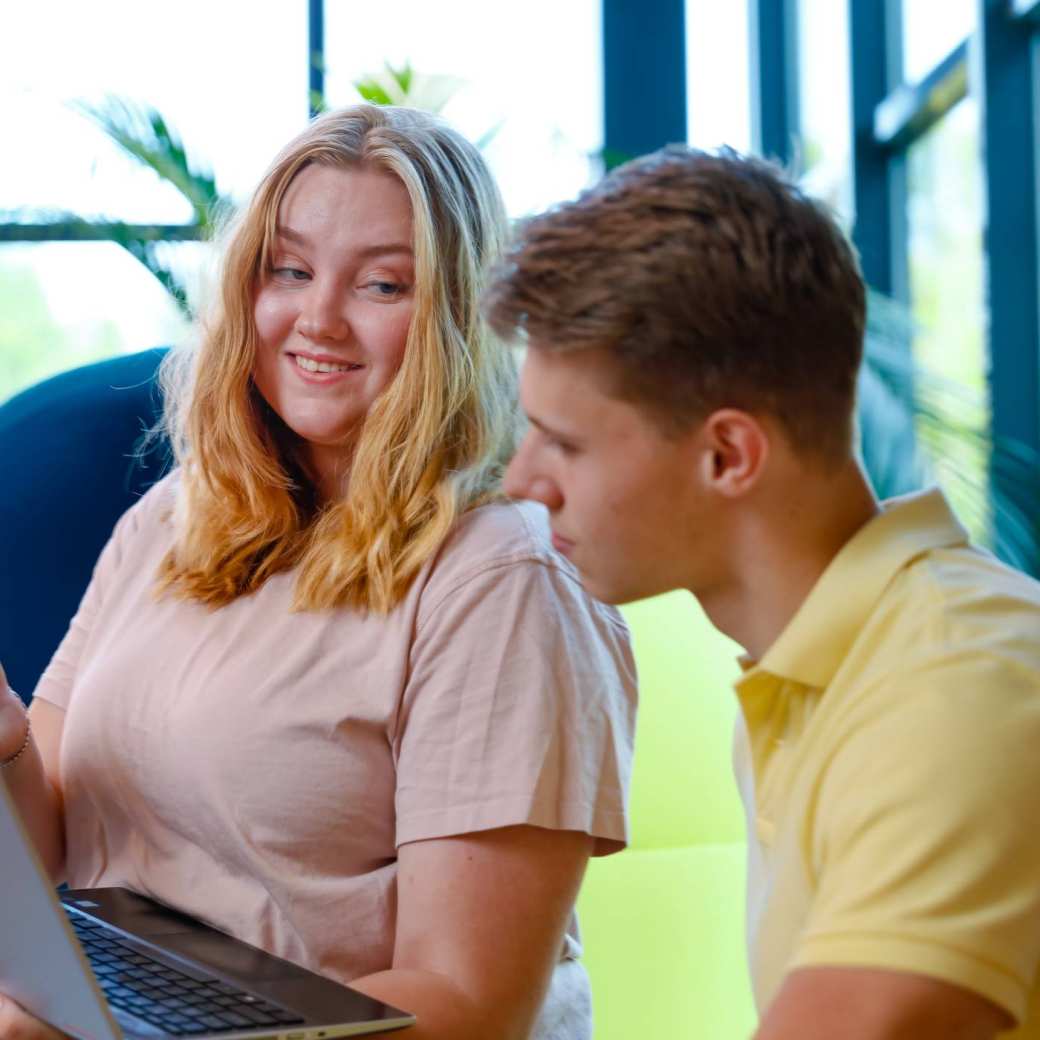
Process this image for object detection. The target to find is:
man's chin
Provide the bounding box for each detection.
[579,569,679,607]
[574,571,635,607]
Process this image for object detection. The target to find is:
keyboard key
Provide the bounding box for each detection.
[215,1011,254,1028]
[234,1006,280,1026]
[196,1013,238,1030]
[191,1001,226,1015]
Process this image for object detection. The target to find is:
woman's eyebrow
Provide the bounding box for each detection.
[275,224,310,246]
[354,243,413,260]
[274,225,412,260]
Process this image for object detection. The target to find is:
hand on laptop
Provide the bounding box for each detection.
[0,992,66,1039]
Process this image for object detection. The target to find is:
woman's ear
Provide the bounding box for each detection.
[697,408,770,497]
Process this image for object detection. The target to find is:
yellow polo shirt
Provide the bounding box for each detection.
[734,488,1040,1035]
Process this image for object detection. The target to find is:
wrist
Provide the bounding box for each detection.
[0,698,31,767]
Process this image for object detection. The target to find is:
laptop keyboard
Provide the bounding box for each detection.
[65,909,305,1036]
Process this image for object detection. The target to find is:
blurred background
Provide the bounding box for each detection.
[4,0,1037,578]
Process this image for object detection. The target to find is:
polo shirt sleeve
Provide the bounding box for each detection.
[393,555,637,855]
[794,653,1040,1023]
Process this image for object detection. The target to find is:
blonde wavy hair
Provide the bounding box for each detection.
[158,105,519,613]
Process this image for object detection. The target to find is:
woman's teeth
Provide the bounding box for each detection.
[294,355,358,373]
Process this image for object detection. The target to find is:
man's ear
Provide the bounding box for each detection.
[697,408,769,496]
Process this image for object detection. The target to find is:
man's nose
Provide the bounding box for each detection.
[503,436,533,500]
[504,440,563,510]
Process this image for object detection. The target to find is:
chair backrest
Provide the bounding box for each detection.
[0,349,170,703]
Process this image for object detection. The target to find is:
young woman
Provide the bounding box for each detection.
[0,104,636,1040]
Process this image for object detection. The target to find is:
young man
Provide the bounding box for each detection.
[486,147,1040,1040]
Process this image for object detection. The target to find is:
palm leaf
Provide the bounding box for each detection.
[73,97,221,228]
[120,237,192,317]
[354,62,466,116]
[858,291,1040,575]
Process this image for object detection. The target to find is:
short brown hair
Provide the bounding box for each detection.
[485,146,866,462]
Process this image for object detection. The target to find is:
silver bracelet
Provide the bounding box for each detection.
[0,712,31,770]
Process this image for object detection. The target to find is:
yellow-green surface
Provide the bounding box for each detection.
[577,591,757,1037]
[578,844,755,1038]
[620,592,744,849]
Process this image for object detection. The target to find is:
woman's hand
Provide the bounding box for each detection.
[0,994,68,1039]
[0,668,68,881]
[0,662,31,763]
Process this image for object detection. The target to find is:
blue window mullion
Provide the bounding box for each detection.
[978,0,1040,566]
[849,0,909,303]
[309,0,325,118]
[603,0,687,167]
[749,0,800,164]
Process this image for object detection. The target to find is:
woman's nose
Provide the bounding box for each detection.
[296,286,350,342]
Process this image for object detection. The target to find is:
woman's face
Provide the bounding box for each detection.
[252,163,416,496]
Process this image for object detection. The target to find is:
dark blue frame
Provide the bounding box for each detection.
[873,40,967,150]
[979,0,1040,457]
[309,0,325,117]
[750,0,800,165]
[848,0,909,304]
[602,0,687,166]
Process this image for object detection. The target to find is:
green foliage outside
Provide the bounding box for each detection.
[0,262,122,401]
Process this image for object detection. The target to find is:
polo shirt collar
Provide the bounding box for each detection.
[746,487,970,690]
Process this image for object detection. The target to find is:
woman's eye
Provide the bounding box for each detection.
[272,266,309,282]
[363,280,407,298]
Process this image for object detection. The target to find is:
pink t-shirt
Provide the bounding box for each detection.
[35,474,636,1035]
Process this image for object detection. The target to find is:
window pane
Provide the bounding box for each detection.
[685,0,751,151]
[902,0,975,82]
[324,0,602,217]
[0,243,190,401]
[797,0,853,226]
[907,97,989,539]
[1,0,309,400]
[2,0,307,217]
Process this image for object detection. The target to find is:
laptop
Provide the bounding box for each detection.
[0,779,416,1039]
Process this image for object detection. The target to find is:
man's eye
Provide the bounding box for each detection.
[549,437,577,457]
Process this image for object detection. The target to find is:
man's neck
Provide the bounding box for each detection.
[700,461,880,662]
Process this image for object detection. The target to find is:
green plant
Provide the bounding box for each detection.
[74,98,227,315]
[353,62,501,150]
[860,290,1040,575]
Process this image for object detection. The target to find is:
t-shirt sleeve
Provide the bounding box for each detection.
[32,488,155,711]
[393,555,637,855]
[795,655,1040,1024]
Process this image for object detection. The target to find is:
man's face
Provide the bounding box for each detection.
[504,346,711,605]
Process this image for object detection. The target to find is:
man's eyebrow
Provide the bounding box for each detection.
[527,415,582,443]
[275,225,412,260]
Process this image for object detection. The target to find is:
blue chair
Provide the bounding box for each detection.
[0,349,170,703]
